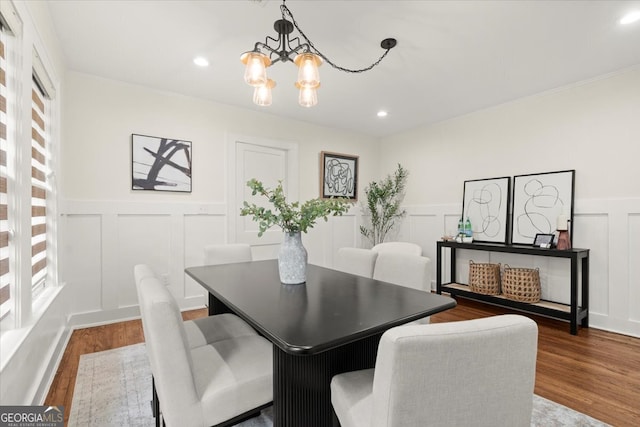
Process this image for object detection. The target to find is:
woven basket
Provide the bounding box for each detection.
[502,265,541,303]
[468,261,501,295]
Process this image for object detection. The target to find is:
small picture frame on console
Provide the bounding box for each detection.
[533,233,555,248]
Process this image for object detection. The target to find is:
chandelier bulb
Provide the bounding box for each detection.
[241,51,272,87]
[295,82,319,108]
[253,79,276,107]
[294,53,322,88]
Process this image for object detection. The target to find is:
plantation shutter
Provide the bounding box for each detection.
[31,78,47,294]
[0,26,9,317]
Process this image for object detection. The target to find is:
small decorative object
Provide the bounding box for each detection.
[132,134,192,192]
[512,170,575,245]
[360,164,408,246]
[462,217,474,242]
[502,265,541,303]
[462,176,511,243]
[320,151,358,200]
[468,261,501,295]
[556,213,571,250]
[240,179,349,284]
[457,217,464,236]
[533,233,555,248]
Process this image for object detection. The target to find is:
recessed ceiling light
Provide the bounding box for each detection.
[620,11,640,25]
[377,111,388,118]
[193,57,209,67]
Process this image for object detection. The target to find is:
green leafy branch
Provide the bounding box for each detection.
[240,179,350,237]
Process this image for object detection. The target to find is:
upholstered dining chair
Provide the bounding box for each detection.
[331,315,538,427]
[136,273,273,427]
[372,252,431,292]
[204,243,252,265]
[335,247,378,278]
[134,264,258,349]
[372,252,432,324]
[371,241,422,256]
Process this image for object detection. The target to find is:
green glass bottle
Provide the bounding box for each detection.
[464,217,473,238]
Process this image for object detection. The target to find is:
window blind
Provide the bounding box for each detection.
[0,28,9,318]
[31,80,47,294]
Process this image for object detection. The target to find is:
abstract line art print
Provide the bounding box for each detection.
[320,151,358,200]
[511,170,575,245]
[132,134,192,192]
[462,176,511,243]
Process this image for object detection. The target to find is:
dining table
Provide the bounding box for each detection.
[185,260,456,427]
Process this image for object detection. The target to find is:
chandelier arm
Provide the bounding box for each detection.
[289,43,310,57]
[280,3,394,74]
[255,41,283,64]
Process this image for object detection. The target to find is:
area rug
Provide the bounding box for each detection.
[68,343,609,427]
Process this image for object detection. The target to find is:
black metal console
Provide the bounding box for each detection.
[436,240,589,335]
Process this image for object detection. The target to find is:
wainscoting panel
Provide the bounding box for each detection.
[63,214,103,314]
[116,214,172,308]
[184,214,227,299]
[629,214,640,323]
[60,198,639,336]
[573,213,609,316]
[322,212,358,268]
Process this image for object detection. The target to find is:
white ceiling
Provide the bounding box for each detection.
[47,0,640,137]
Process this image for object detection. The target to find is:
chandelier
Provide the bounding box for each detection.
[241,0,397,107]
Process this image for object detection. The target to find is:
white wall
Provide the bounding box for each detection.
[60,67,640,337]
[380,67,640,337]
[61,72,380,203]
[60,71,378,325]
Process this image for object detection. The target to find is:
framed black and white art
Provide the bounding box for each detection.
[320,151,358,200]
[131,134,192,192]
[462,176,511,243]
[511,169,575,245]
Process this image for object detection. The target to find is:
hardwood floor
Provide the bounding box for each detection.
[45,299,640,426]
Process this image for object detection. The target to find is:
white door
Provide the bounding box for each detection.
[227,135,298,247]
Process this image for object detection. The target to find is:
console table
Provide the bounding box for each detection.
[436,241,589,335]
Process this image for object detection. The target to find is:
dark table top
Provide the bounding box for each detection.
[186,260,456,355]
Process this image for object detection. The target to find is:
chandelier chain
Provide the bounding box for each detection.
[281,4,393,74]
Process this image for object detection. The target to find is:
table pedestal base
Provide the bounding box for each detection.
[273,333,382,427]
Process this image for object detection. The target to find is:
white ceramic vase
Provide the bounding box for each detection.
[278,231,308,284]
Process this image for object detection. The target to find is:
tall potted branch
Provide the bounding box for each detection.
[240,179,349,284]
[359,164,409,246]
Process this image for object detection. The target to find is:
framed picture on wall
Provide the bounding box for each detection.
[131,134,192,192]
[319,151,358,200]
[462,176,511,243]
[511,169,575,245]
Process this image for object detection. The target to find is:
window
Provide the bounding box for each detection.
[0,2,57,329]
[31,79,48,295]
[0,26,9,319]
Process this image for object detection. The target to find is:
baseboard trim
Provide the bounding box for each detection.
[34,327,72,405]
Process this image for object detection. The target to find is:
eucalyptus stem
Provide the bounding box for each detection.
[240,179,350,237]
